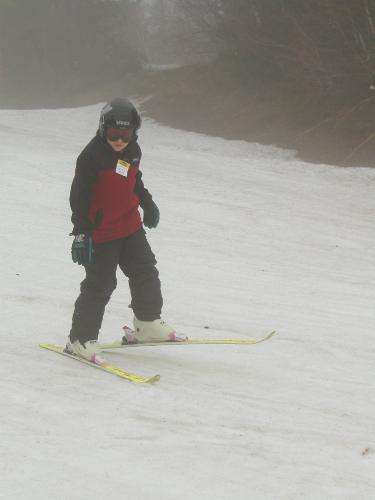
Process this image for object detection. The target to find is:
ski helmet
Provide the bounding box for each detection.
[99,97,141,139]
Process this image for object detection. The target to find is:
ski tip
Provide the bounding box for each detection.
[146,374,161,384]
[262,330,276,342]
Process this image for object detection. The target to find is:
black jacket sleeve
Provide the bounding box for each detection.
[134,170,154,208]
[70,152,97,235]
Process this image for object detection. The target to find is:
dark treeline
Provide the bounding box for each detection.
[1,0,374,164]
[2,0,374,101]
[184,0,375,92]
[182,0,375,164]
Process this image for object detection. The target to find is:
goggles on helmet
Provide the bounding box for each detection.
[106,127,134,142]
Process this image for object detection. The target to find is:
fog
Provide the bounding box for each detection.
[0,0,217,107]
[1,1,375,166]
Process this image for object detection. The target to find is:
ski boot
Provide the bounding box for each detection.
[122,319,186,344]
[66,338,106,364]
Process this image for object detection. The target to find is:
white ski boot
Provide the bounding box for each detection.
[132,318,178,343]
[66,339,106,364]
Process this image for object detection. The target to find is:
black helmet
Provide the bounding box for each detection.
[99,97,141,139]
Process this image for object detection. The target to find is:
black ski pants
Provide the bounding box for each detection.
[70,228,162,343]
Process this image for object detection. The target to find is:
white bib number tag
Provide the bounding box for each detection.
[116,160,130,177]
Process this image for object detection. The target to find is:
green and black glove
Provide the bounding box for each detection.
[142,200,160,229]
[71,234,93,266]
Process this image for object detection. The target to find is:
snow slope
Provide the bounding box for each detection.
[0,105,374,500]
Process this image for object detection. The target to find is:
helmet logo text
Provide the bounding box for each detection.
[115,120,131,127]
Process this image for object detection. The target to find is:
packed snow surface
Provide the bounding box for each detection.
[0,105,374,500]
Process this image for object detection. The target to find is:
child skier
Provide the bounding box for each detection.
[66,97,177,362]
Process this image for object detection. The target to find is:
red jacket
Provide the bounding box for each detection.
[70,135,153,243]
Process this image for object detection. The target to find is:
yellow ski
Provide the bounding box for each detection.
[99,330,276,349]
[39,343,160,384]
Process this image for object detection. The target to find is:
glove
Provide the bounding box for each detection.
[142,200,160,229]
[71,234,93,266]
